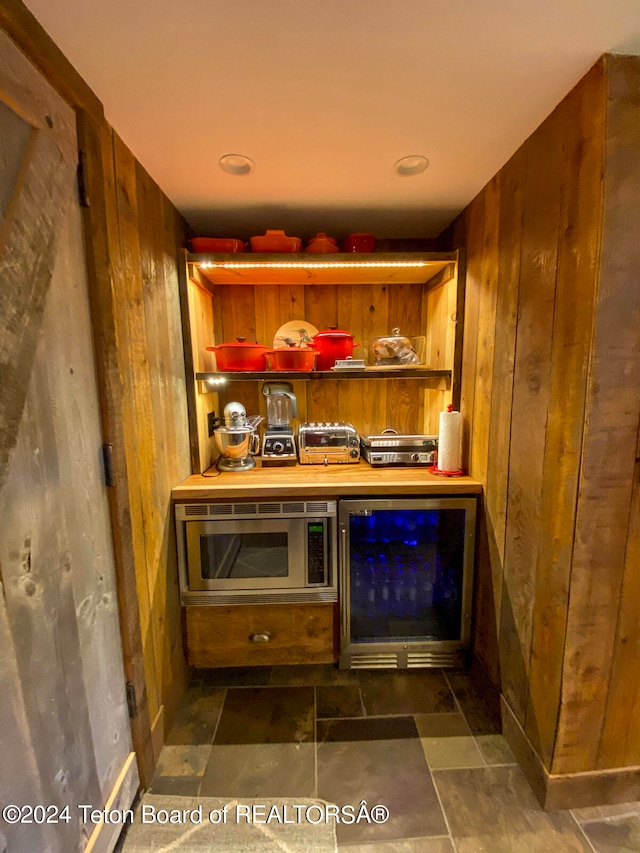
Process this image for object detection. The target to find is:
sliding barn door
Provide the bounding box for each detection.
[0,28,137,853]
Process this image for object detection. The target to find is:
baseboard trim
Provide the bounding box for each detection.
[501,696,640,811]
[500,696,549,807]
[545,764,640,812]
[83,751,139,853]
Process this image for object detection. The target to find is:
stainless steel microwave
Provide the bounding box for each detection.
[175,500,337,605]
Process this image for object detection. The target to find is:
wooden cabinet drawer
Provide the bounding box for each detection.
[185,603,337,668]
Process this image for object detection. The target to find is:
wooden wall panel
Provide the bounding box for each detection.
[478,146,527,684]
[308,378,340,424]
[96,129,191,767]
[458,194,484,476]
[77,110,157,785]
[461,175,502,684]
[112,134,162,723]
[425,276,457,371]
[136,168,192,728]
[499,97,565,723]
[598,426,640,768]
[470,175,500,486]
[554,54,640,775]
[441,56,640,795]
[304,283,339,332]
[187,279,217,470]
[388,283,425,339]
[254,284,282,347]
[525,63,605,765]
[361,378,388,436]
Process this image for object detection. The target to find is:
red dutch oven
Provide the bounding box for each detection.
[267,344,318,372]
[206,338,270,371]
[190,237,245,253]
[312,326,360,371]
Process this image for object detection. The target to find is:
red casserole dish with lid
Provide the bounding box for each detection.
[267,345,318,372]
[206,338,270,371]
[250,230,302,253]
[190,237,245,253]
[305,232,340,254]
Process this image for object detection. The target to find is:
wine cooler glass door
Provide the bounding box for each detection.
[339,498,476,665]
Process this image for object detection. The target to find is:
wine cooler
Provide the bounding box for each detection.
[338,497,476,669]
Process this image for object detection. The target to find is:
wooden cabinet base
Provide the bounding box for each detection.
[185,603,338,668]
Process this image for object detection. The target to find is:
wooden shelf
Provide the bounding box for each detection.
[189,252,456,287]
[196,368,452,383]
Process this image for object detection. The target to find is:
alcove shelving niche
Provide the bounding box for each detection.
[180,251,463,473]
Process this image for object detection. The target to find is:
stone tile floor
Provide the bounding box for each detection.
[138,661,640,851]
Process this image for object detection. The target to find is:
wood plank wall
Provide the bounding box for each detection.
[439,55,640,781]
[553,54,640,776]
[99,129,192,756]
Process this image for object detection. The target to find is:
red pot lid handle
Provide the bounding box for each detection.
[315,324,353,337]
[230,337,268,348]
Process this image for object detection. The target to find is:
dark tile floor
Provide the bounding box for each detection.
[147,661,640,851]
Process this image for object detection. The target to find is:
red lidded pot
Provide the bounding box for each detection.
[312,326,360,371]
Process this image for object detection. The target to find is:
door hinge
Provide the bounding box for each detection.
[77,151,89,208]
[125,681,138,719]
[102,443,114,487]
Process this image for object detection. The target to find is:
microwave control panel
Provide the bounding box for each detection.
[307,522,327,585]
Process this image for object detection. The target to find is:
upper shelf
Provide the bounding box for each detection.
[188,252,457,287]
[196,368,451,384]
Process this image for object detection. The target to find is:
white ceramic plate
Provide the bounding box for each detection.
[273,320,319,350]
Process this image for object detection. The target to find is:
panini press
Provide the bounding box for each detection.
[360,432,438,467]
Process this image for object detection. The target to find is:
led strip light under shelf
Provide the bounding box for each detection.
[197,260,430,270]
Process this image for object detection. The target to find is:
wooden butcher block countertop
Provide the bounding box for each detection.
[171,461,482,501]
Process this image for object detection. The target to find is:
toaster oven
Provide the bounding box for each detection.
[298,421,360,464]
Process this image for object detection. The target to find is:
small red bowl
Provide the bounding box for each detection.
[343,233,376,252]
[190,237,245,253]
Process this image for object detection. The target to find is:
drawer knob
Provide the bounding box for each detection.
[250,631,271,643]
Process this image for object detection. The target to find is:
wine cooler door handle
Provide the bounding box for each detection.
[340,526,349,637]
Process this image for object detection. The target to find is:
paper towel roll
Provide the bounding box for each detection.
[438,409,462,472]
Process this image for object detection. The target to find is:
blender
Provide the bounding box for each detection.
[261,382,297,466]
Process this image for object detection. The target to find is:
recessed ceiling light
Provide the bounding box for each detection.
[393,155,430,177]
[219,153,255,176]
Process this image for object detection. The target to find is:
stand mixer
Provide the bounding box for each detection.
[213,401,263,472]
[261,383,298,466]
